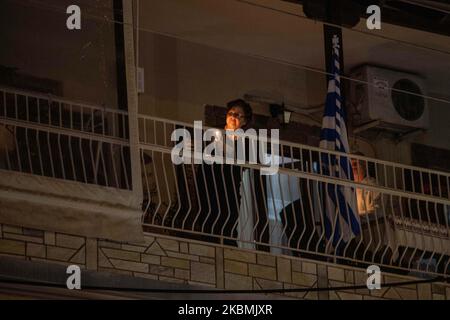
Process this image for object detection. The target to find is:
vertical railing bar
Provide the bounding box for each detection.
[305,178,318,253]
[432,200,445,274]
[299,147,304,172]
[150,150,162,225]
[35,129,44,175]
[308,149,313,173]
[99,143,109,186]
[13,126,22,172]
[81,106,85,132]
[237,166,253,245]
[446,177,450,199]
[402,168,406,193]
[47,132,55,178]
[407,186,422,271]
[397,193,409,268]
[228,164,241,241]
[91,109,95,133]
[112,112,116,138]
[352,186,365,262]
[101,110,105,136]
[122,113,126,139]
[295,178,308,251]
[120,145,130,189]
[163,122,167,147]
[68,136,77,181]
[283,170,296,248]
[393,165,397,191]
[200,163,213,234]
[389,194,400,267]
[48,99,52,126]
[25,94,29,122]
[437,174,442,198]
[424,201,436,274]
[24,128,33,174]
[374,160,379,187]
[37,98,40,124]
[2,89,7,117]
[266,173,278,245]
[161,152,174,227]
[141,149,151,222]
[360,187,374,263]
[143,118,148,144]
[110,144,119,188]
[14,93,18,119]
[59,102,63,128]
[314,179,327,254]
[153,120,157,145]
[249,167,261,242]
[3,129,12,170]
[79,138,87,183]
[89,140,97,184]
[169,158,182,229]
[219,163,232,238]
[371,187,383,263]
[415,200,429,273]
[180,163,192,231]
[276,171,289,249]
[256,170,269,246]
[57,134,66,180]
[419,171,424,195]
[428,172,433,196]
[379,192,391,265]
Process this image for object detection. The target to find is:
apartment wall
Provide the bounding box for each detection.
[137,32,325,127]
[416,96,450,152]
[134,0,450,168]
[0,222,449,300]
[0,0,119,109]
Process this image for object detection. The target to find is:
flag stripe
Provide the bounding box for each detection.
[320,34,360,247]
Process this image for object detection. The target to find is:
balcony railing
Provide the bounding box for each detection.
[0,86,131,189]
[1,87,449,277]
[138,115,450,277]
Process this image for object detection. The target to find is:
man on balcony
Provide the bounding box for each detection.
[351,156,398,265]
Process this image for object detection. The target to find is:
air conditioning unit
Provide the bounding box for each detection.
[349,65,429,132]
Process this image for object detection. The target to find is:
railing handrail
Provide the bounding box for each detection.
[138,141,450,207]
[1,86,447,179]
[137,114,450,179]
[0,117,130,146]
[0,85,129,116]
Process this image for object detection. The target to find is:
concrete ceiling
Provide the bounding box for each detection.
[140,0,450,96]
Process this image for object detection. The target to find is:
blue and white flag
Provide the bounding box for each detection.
[319,35,360,247]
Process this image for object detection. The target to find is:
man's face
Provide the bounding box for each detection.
[226,106,246,130]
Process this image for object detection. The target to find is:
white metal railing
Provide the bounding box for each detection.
[0,86,132,189]
[1,86,449,277]
[139,115,450,277]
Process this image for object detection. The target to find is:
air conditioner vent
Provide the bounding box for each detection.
[391,78,425,121]
[349,65,429,132]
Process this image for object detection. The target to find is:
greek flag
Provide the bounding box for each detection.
[319,35,360,248]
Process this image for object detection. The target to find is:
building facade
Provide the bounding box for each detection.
[0,0,449,299]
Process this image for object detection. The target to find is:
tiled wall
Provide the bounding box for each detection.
[0,223,448,300]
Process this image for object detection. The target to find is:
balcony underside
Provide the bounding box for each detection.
[0,170,144,243]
